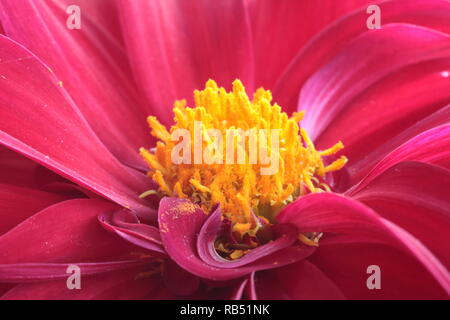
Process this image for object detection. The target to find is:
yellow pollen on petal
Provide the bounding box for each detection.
[230,250,245,260]
[140,79,347,227]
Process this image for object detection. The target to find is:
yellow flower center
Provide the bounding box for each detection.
[140,79,347,230]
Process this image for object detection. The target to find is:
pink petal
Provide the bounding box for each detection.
[0,199,144,264]
[0,35,153,217]
[247,0,374,93]
[98,208,164,254]
[158,197,314,281]
[274,0,450,114]
[0,260,151,283]
[40,181,100,199]
[162,259,200,296]
[0,146,62,188]
[255,260,345,300]
[244,272,257,300]
[0,0,151,167]
[299,24,450,140]
[1,267,173,300]
[348,161,450,268]
[117,0,254,126]
[349,124,450,185]
[0,284,13,297]
[310,243,449,299]
[197,205,300,268]
[229,277,249,300]
[316,61,450,159]
[0,183,69,235]
[277,193,450,294]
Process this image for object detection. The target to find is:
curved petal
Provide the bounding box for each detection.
[117,0,254,126]
[247,0,373,91]
[197,205,299,268]
[229,276,249,300]
[0,0,150,167]
[0,199,144,264]
[349,124,450,185]
[98,208,164,254]
[274,0,450,114]
[277,193,450,294]
[0,183,69,235]
[316,61,450,158]
[348,161,450,269]
[309,243,449,299]
[299,24,450,140]
[255,260,345,300]
[1,267,173,300]
[158,197,314,281]
[0,35,153,217]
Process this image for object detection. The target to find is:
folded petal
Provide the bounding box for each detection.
[299,24,450,140]
[254,260,345,300]
[277,193,450,294]
[197,205,299,268]
[117,0,254,126]
[275,0,450,114]
[0,0,150,167]
[0,183,69,235]
[98,208,164,254]
[0,36,153,216]
[158,197,314,281]
[348,161,450,269]
[0,199,144,264]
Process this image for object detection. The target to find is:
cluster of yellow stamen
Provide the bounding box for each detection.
[140,79,347,228]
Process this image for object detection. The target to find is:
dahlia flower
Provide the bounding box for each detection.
[0,0,449,300]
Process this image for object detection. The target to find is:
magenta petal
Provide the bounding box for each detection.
[98,208,164,254]
[244,272,257,300]
[197,205,299,268]
[0,146,61,188]
[274,0,450,114]
[382,218,450,295]
[0,0,150,167]
[277,193,450,294]
[229,277,249,300]
[0,35,152,217]
[1,267,173,300]
[162,259,200,296]
[299,24,450,140]
[159,198,314,281]
[0,183,69,235]
[310,243,449,299]
[117,0,254,126]
[316,61,450,159]
[278,193,396,246]
[255,260,345,300]
[348,161,450,268]
[0,260,150,283]
[248,0,373,94]
[349,124,450,185]
[0,199,141,264]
